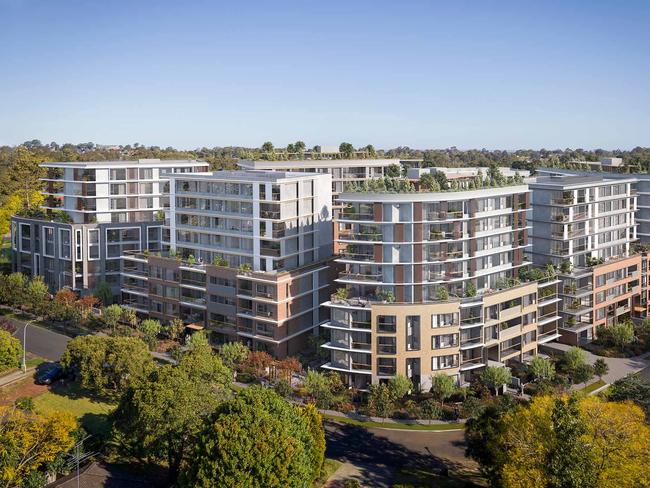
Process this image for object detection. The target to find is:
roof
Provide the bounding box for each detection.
[530,175,637,189]
[339,184,529,203]
[237,158,400,170]
[166,169,330,183]
[40,159,208,169]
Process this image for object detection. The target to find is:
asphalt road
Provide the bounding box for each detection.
[11,321,71,361]
[324,420,472,487]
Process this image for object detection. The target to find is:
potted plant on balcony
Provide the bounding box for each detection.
[559,260,573,274]
[187,255,196,266]
[435,286,449,301]
[212,256,228,267]
[376,290,395,303]
[566,316,576,328]
[465,281,477,298]
[239,263,252,272]
[334,288,349,302]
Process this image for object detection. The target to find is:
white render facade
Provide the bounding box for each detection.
[166,170,333,272]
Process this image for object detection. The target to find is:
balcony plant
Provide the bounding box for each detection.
[465,281,477,298]
[377,290,395,303]
[435,286,449,301]
[187,255,196,266]
[334,288,349,302]
[559,260,573,273]
[212,256,228,267]
[239,263,252,272]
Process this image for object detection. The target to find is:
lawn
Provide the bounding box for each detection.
[322,413,464,431]
[313,458,342,487]
[579,379,606,395]
[33,381,116,436]
[393,465,487,487]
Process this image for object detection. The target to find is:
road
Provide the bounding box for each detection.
[11,320,71,361]
[324,420,472,487]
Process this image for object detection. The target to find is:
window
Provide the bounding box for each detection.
[43,227,55,257]
[75,229,82,260]
[139,168,153,180]
[88,229,100,260]
[59,229,71,260]
[377,315,396,333]
[19,223,31,252]
[11,221,17,250]
[432,313,456,328]
[431,354,458,370]
[377,336,396,354]
[110,168,127,180]
[406,315,421,351]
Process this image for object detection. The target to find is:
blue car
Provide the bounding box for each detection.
[35,363,64,385]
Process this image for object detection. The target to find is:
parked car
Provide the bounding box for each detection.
[35,363,64,385]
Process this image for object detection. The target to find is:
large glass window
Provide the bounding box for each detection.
[88,229,100,260]
[43,227,55,257]
[59,229,71,260]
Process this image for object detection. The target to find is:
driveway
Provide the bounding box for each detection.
[324,420,472,487]
[11,321,71,361]
[542,342,650,386]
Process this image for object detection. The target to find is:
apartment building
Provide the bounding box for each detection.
[121,170,335,356]
[237,158,400,206]
[10,159,208,299]
[529,175,643,344]
[321,185,560,389]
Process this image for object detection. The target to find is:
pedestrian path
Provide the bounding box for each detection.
[0,367,36,388]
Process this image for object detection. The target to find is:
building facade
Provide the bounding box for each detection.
[11,159,207,300]
[120,170,335,357]
[321,185,560,389]
[529,175,644,344]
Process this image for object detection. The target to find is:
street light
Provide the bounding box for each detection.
[22,320,34,373]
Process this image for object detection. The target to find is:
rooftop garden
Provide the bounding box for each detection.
[15,206,73,223]
[344,165,525,193]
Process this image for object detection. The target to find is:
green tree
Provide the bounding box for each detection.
[0,272,26,309]
[7,146,44,207]
[114,339,231,484]
[300,403,325,480]
[419,173,440,191]
[465,405,510,485]
[294,141,306,153]
[387,374,412,401]
[165,318,185,341]
[217,341,250,371]
[367,383,394,420]
[593,358,609,380]
[94,282,112,305]
[121,307,138,328]
[339,142,354,158]
[181,387,321,488]
[480,367,512,396]
[303,370,333,409]
[60,336,154,398]
[430,373,456,406]
[138,319,161,348]
[385,164,402,178]
[610,321,635,351]
[25,276,49,316]
[573,363,594,386]
[261,141,274,152]
[0,330,21,372]
[101,304,123,333]
[563,346,587,375]
[529,356,556,382]
[420,398,442,424]
[609,374,650,417]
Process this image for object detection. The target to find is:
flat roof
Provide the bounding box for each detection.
[237,158,400,170]
[166,169,329,183]
[530,175,637,189]
[41,158,208,169]
[339,184,529,202]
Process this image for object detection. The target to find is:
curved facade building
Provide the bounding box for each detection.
[321,185,561,389]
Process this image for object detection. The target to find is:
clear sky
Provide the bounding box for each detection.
[1,0,648,150]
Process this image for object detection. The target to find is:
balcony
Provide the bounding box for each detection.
[338,271,382,283]
[337,250,375,262]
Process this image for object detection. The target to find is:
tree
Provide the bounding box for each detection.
[385,164,401,178]
[465,405,511,485]
[0,272,26,309]
[339,142,354,158]
[573,363,594,386]
[419,173,441,191]
[94,282,112,305]
[60,336,154,398]
[294,141,306,153]
[261,142,274,153]
[101,304,123,333]
[563,346,587,376]
[299,403,325,480]
[0,406,77,487]
[609,321,635,351]
[217,342,250,372]
[77,295,99,321]
[593,358,609,380]
[121,307,138,329]
[367,383,394,420]
[430,373,456,406]
[609,374,650,417]
[7,146,44,207]
[529,356,556,382]
[420,399,442,424]
[0,330,21,373]
[114,340,231,484]
[480,367,512,396]
[181,387,322,487]
[243,350,273,379]
[25,277,49,316]
[138,319,161,348]
[165,318,185,341]
[303,370,334,409]
[387,374,412,401]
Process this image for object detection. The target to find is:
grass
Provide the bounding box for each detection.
[393,465,487,487]
[313,458,343,487]
[33,381,116,436]
[579,379,606,394]
[322,413,464,431]
[0,355,46,379]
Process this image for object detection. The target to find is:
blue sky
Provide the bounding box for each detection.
[0,0,648,150]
